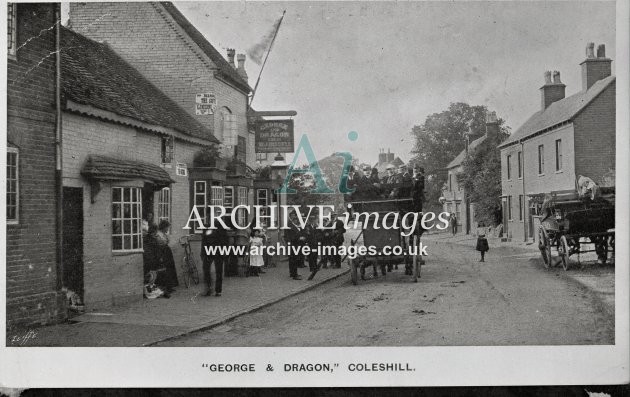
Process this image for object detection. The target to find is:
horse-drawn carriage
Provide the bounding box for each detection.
[537,187,615,271]
[346,176,425,285]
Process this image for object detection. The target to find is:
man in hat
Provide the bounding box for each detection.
[399,164,412,184]
[381,164,395,184]
[360,165,372,185]
[284,210,305,280]
[412,165,425,209]
[305,211,324,280]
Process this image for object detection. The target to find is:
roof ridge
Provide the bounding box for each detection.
[499,75,615,148]
[446,134,487,168]
[159,2,252,93]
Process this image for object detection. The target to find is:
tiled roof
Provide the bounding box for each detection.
[391,157,405,167]
[160,2,252,94]
[81,155,175,186]
[446,135,487,169]
[60,26,219,143]
[499,75,615,148]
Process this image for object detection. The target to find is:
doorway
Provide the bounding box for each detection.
[62,187,84,299]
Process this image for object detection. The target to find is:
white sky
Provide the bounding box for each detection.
[65,1,616,165]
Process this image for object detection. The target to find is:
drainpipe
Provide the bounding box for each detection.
[521,140,527,242]
[54,4,64,293]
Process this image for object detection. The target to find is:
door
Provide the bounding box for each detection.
[62,187,84,298]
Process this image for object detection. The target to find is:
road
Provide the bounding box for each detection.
[157,240,614,346]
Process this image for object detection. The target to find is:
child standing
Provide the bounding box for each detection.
[249,229,265,276]
[476,222,489,262]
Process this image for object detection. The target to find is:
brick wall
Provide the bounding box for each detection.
[68,2,253,169]
[62,112,202,308]
[501,145,524,241]
[573,82,616,185]
[523,124,576,194]
[6,3,65,330]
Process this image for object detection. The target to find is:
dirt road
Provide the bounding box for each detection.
[157,240,614,346]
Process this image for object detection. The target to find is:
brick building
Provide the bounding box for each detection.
[373,148,403,176]
[498,43,615,242]
[442,113,500,234]
[6,3,66,329]
[67,2,270,232]
[59,26,219,309]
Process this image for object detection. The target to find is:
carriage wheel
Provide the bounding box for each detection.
[559,235,570,271]
[538,228,552,269]
[350,258,358,285]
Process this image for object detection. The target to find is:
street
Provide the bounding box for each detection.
[157,239,614,346]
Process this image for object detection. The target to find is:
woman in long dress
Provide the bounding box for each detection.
[156,220,179,293]
[249,229,265,276]
[475,222,489,262]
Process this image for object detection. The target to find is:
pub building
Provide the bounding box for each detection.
[69,2,296,272]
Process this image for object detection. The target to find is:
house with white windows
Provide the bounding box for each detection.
[499,43,615,242]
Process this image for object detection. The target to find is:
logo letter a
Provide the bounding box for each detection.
[277,135,334,194]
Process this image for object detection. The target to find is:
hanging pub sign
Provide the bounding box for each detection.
[255,119,294,153]
[195,93,217,115]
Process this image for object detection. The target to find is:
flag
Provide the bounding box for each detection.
[247,14,284,65]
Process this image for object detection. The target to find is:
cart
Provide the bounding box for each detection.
[537,188,615,271]
[347,197,424,285]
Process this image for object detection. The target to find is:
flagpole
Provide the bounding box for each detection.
[249,10,286,107]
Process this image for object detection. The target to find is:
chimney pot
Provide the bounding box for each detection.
[580,42,612,90]
[586,42,595,58]
[227,48,236,68]
[552,70,561,84]
[597,44,606,58]
[540,70,566,110]
[486,111,498,124]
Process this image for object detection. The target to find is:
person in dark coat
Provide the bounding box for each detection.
[156,220,178,294]
[284,211,305,280]
[411,165,425,211]
[369,168,381,185]
[143,224,159,273]
[201,222,229,296]
[475,222,489,262]
[305,212,323,280]
[330,214,346,268]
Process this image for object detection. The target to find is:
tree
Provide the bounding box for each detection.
[457,137,507,226]
[410,103,490,213]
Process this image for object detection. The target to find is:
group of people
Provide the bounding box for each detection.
[346,163,425,202]
[284,210,346,281]
[142,213,179,299]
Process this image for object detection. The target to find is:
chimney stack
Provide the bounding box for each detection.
[227,48,236,68]
[236,53,248,82]
[580,42,611,91]
[485,111,499,141]
[387,148,394,163]
[540,70,566,110]
[378,149,387,164]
